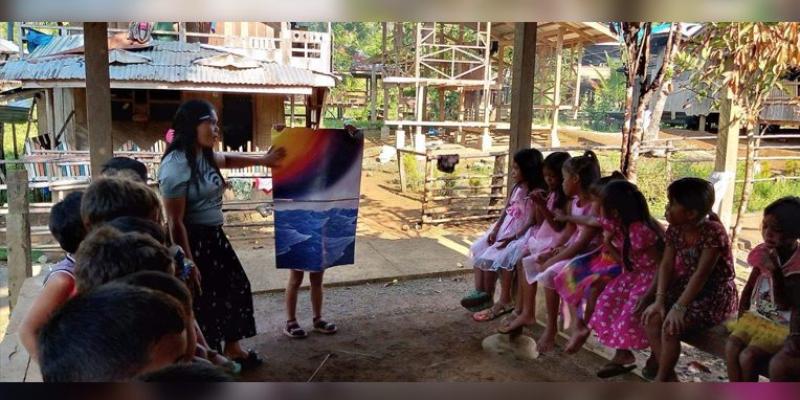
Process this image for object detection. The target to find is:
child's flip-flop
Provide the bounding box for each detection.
[284,320,308,339]
[313,318,338,334]
[596,363,637,379]
[472,303,514,322]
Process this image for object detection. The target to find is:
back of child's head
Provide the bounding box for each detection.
[49,191,86,254]
[74,226,175,293]
[764,196,800,239]
[513,148,546,191]
[81,177,161,229]
[136,362,233,382]
[590,171,626,199]
[116,271,191,312]
[667,177,715,220]
[543,152,572,209]
[38,283,187,382]
[602,180,665,269]
[563,150,601,192]
[102,156,148,183]
[106,216,167,245]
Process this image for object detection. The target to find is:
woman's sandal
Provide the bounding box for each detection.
[313,318,338,334]
[472,303,514,322]
[284,320,308,339]
[596,363,637,379]
[231,349,263,370]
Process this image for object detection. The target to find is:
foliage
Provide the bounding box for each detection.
[579,53,626,132]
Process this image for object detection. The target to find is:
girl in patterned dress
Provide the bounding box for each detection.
[642,177,738,381]
[583,180,666,378]
[726,196,800,381]
[465,149,546,321]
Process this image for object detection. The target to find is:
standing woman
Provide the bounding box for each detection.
[159,100,285,369]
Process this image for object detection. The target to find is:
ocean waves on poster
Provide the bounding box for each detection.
[275,207,358,270]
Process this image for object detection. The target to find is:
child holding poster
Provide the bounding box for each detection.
[272,125,364,339]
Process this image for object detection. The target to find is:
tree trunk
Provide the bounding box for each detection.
[731,126,762,249]
[644,80,672,143]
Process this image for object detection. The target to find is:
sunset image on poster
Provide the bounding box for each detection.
[270,127,364,271]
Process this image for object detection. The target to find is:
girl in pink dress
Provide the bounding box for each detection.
[642,177,738,381]
[585,180,666,378]
[499,152,571,334]
[464,149,546,321]
[502,151,602,353]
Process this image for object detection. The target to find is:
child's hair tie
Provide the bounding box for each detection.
[165,128,175,144]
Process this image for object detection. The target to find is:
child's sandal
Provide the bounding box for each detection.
[313,318,338,334]
[284,320,308,339]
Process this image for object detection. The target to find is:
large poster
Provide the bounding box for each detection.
[271,128,364,271]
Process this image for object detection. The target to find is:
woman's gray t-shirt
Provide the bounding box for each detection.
[158,151,224,226]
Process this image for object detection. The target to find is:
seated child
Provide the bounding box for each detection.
[38,283,189,382]
[18,192,86,361]
[461,149,545,321]
[101,156,149,183]
[80,177,161,229]
[726,196,800,381]
[73,225,175,293]
[642,177,738,381]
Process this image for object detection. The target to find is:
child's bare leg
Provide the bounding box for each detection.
[474,269,485,292]
[484,270,498,298]
[309,271,324,320]
[499,269,514,305]
[644,312,664,377]
[566,283,602,354]
[769,347,800,381]
[538,287,559,353]
[725,336,746,381]
[285,270,304,322]
[739,346,771,382]
[655,332,681,381]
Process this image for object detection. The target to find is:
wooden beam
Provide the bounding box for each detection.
[573,45,583,119]
[83,22,113,175]
[370,64,378,123]
[508,22,537,190]
[7,169,31,311]
[550,29,563,147]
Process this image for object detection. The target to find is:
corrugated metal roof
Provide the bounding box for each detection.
[0,36,334,88]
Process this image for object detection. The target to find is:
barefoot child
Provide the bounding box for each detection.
[552,172,627,354]
[517,151,602,353]
[18,192,86,361]
[583,180,665,378]
[726,196,800,381]
[462,149,546,319]
[642,177,738,382]
[499,152,571,335]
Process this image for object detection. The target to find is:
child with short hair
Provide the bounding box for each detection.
[466,148,546,323]
[80,177,161,229]
[517,151,602,353]
[577,180,665,378]
[499,151,571,334]
[642,177,738,381]
[726,196,800,381]
[101,156,149,183]
[18,192,86,361]
[73,226,175,293]
[38,283,189,381]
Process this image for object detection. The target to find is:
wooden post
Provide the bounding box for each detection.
[457,87,466,144]
[508,23,537,191]
[280,22,292,64]
[714,93,740,229]
[370,65,378,124]
[549,29,563,148]
[11,123,18,159]
[84,22,114,176]
[489,154,507,208]
[178,22,187,42]
[495,44,507,123]
[573,45,583,119]
[438,87,446,121]
[382,22,389,121]
[7,169,31,311]
[698,114,707,132]
[398,151,407,193]
[414,23,423,136]
[289,95,295,127]
[480,23,493,152]
[421,151,434,223]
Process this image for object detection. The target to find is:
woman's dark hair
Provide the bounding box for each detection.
[543,152,571,210]
[667,177,715,220]
[512,148,546,192]
[563,150,601,192]
[162,100,223,188]
[764,196,800,239]
[590,171,626,198]
[106,216,167,245]
[602,180,665,271]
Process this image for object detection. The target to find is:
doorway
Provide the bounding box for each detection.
[221,94,254,150]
